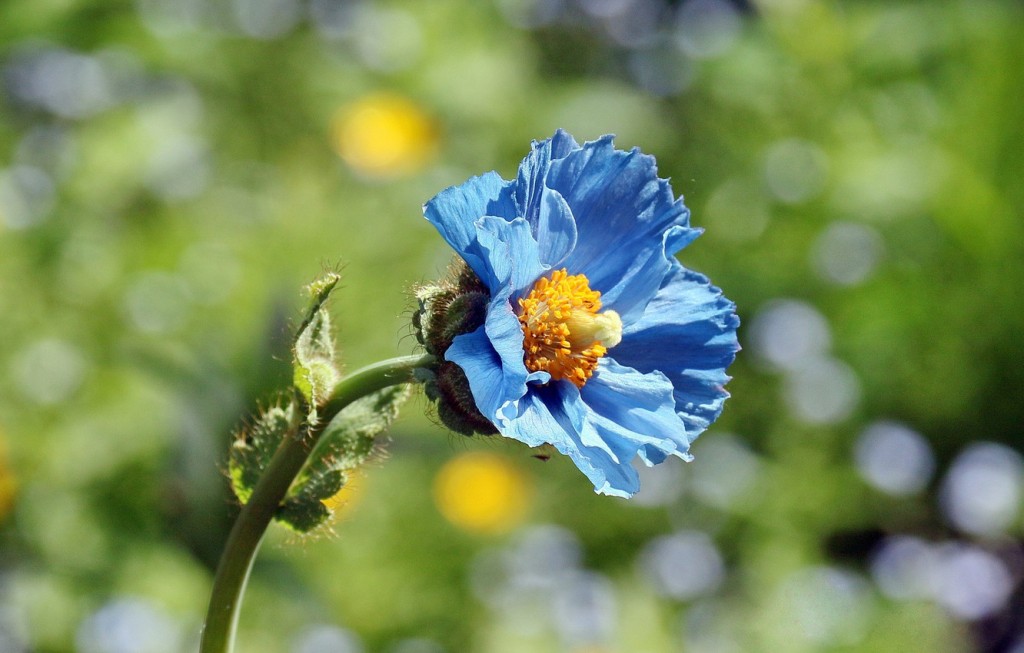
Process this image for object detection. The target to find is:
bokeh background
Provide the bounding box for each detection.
[2,0,1024,651]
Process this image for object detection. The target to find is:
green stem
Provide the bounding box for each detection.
[199,353,434,653]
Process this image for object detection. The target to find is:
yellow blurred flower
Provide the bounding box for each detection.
[433,451,531,535]
[321,474,365,522]
[330,93,438,178]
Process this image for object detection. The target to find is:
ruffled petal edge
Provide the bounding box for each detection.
[615,262,740,442]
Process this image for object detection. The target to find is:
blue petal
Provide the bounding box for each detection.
[581,359,694,468]
[496,379,583,446]
[498,381,641,498]
[533,187,577,268]
[613,263,740,442]
[665,224,702,256]
[444,214,552,425]
[514,132,580,267]
[445,325,513,424]
[446,296,539,424]
[464,216,545,297]
[546,136,700,324]
[445,216,548,422]
[515,130,579,226]
[423,171,517,283]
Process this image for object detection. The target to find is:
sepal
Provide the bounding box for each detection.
[430,361,497,436]
[413,260,488,357]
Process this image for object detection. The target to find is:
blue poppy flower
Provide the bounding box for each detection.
[423,130,739,498]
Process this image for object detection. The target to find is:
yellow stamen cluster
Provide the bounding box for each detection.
[518,269,622,388]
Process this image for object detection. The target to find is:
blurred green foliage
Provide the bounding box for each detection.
[1,0,1023,652]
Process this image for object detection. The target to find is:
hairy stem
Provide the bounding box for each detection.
[199,353,434,653]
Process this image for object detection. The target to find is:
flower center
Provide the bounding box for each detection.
[517,269,622,388]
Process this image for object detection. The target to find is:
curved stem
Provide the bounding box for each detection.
[199,353,434,653]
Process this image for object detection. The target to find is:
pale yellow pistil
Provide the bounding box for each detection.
[517,269,623,388]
